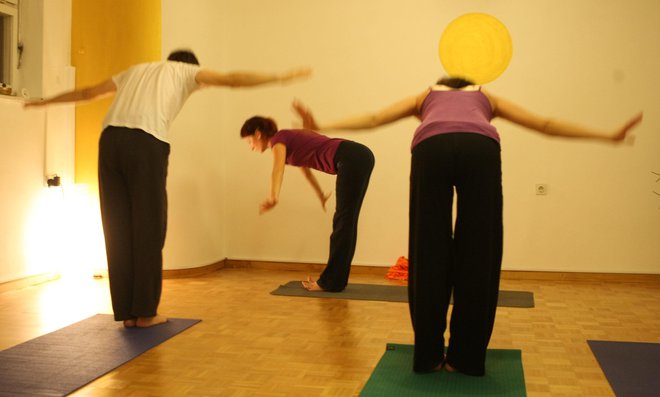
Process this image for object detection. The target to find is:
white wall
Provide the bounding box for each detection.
[0,96,46,283]
[0,0,74,283]
[161,3,230,269]
[162,0,659,274]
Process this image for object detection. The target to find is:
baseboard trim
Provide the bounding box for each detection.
[225,260,660,284]
[225,259,388,275]
[162,259,227,279]
[501,270,660,283]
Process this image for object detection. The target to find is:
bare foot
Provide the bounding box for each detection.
[302,276,324,291]
[136,315,168,328]
[123,319,137,328]
[432,359,445,372]
[445,362,457,373]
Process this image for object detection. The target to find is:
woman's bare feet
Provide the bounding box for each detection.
[302,276,324,291]
[123,319,137,328]
[444,362,457,373]
[136,315,168,328]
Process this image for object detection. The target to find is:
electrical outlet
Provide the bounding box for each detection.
[535,184,548,195]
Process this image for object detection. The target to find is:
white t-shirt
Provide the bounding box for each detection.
[102,61,200,143]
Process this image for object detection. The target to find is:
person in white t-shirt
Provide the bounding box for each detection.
[26,49,310,328]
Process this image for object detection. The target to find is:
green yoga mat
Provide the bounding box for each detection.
[360,344,526,397]
[271,281,534,308]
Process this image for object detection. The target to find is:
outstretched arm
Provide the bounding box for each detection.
[487,91,643,143]
[260,143,287,214]
[301,167,332,211]
[24,79,117,108]
[196,67,311,88]
[292,90,427,133]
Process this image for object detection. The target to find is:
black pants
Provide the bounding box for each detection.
[98,126,170,321]
[408,133,503,375]
[317,141,375,292]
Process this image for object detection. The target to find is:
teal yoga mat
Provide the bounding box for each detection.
[0,314,200,396]
[360,344,527,397]
[271,281,535,308]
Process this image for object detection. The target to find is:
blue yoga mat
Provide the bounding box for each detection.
[588,340,660,397]
[0,314,200,397]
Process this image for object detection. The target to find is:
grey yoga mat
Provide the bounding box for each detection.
[271,281,534,308]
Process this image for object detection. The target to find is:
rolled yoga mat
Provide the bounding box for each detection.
[271,281,534,308]
[0,314,200,397]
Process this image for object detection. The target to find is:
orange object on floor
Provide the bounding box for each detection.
[386,256,409,281]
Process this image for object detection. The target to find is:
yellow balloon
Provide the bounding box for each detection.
[439,13,513,84]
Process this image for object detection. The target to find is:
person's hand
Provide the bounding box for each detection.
[319,191,332,211]
[280,67,312,83]
[292,99,319,130]
[611,112,643,144]
[259,197,278,214]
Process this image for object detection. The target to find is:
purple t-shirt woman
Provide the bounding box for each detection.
[241,116,374,293]
[412,89,500,149]
[270,129,345,174]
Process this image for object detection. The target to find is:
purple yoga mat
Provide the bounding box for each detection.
[0,314,200,396]
[588,340,660,397]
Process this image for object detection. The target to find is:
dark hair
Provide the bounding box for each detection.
[436,76,475,89]
[167,49,200,65]
[240,116,278,138]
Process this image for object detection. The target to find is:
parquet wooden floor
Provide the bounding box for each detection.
[1,268,659,396]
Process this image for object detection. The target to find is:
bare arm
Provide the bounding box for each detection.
[301,167,331,211]
[293,91,427,133]
[196,67,311,88]
[260,143,287,214]
[24,79,117,108]
[487,91,643,143]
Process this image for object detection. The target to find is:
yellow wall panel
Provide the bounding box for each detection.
[71,0,161,192]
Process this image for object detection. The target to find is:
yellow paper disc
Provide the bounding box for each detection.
[439,13,512,84]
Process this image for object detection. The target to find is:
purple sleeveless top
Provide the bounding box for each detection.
[270,129,345,174]
[412,89,500,149]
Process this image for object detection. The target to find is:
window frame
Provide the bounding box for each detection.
[0,0,18,88]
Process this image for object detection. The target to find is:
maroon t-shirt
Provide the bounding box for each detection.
[270,129,345,174]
